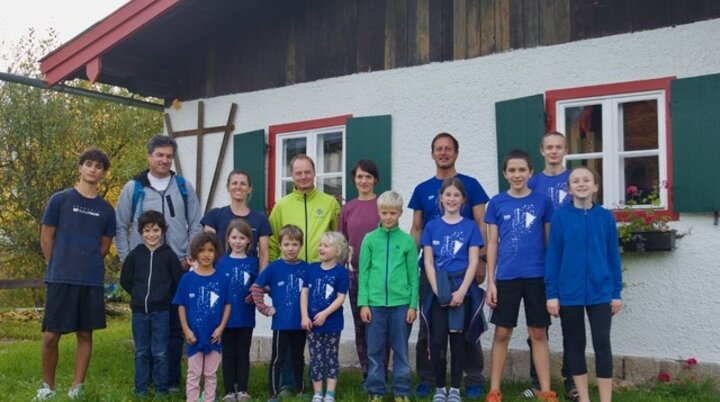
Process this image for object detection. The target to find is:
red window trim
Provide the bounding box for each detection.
[545,77,678,221]
[267,114,352,208]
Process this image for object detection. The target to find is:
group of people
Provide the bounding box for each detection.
[35,130,622,402]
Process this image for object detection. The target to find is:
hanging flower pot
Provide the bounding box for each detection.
[621,229,677,252]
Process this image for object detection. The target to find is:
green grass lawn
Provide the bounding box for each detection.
[0,306,717,402]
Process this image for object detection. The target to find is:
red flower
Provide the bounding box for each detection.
[686,357,698,366]
[644,216,654,225]
[626,185,639,195]
[636,210,647,218]
[658,372,671,382]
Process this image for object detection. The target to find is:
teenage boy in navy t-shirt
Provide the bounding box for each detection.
[526,132,576,399]
[251,224,309,401]
[36,148,116,401]
[484,150,558,402]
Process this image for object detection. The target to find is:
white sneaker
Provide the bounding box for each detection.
[67,384,84,400]
[33,384,56,401]
[236,392,251,401]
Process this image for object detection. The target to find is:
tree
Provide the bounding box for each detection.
[0,29,162,305]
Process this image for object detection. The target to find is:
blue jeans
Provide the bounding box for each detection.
[132,311,170,395]
[365,306,412,396]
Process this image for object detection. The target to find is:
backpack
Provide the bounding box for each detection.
[130,175,189,221]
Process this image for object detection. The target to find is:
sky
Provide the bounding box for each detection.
[0,0,129,73]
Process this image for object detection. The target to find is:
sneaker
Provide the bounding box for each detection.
[223,393,238,402]
[236,391,251,401]
[33,384,56,401]
[313,394,324,402]
[465,385,484,399]
[433,388,447,402]
[323,395,335,402]
[394,397,411,402]
[415,383,432,398]
[369,395,384,402]
[538,391,558,402]
[447,388,461,402]
[268,396,279,402]
[564,387,579,402]
[67,384,84,400]
[484,389,502,402]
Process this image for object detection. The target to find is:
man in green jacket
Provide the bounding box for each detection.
[358,190,418,402]
[268,154,340,262]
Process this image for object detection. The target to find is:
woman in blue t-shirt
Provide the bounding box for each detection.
[421,178,483,402]
[201,170,272,269]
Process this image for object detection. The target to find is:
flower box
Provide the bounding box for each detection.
[621,229,677,252]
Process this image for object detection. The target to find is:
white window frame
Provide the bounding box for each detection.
[273,125,346,201]
[555,90,668,209]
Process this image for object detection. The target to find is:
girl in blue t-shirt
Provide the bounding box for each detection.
[421,178,483,402]
[545,167,622,402]
[217,219,259,401]
[301,232,350,402]
[173,232,231,402]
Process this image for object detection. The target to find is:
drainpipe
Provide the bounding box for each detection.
[0,72,164,112]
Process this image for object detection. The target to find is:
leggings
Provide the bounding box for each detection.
[307,331,341,382]
[222,327,253,394]
[560,303,613,378]
[269,330,306,396]
[430,297,465,389]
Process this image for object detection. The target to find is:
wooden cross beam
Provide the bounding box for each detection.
[164,101,238,211]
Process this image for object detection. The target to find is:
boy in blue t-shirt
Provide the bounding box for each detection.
[36,148,116,401]
[526,131,577,399]
[251,224,309,401]
[484,150,558,402]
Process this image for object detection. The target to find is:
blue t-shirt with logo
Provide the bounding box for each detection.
[528,170,572,212]
[201,206,272,255]
[421,217,484,273]
[304,263,349,333]
[254,259,308,330]
[217,255,259,328]
[484,191,553,280]
[409,173,489,225]
[172,270,230,357]
[42,188,116,286]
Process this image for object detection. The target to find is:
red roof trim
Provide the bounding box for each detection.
[40,0,182,86]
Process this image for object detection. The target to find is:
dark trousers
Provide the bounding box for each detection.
[222,327,253,394]
[269,330,306,397]
[560,304,613,378]
[416,270,484,386]
[168,304,184,389]
[430,298,465,389]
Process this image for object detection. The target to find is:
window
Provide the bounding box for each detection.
[546,77,674,211]
[268,115,351,206]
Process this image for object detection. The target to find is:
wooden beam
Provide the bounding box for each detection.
[0,279,43,290]
[171,125,234,138]
[205,103,238,213]
[196,101,205,206]
[164,113,184,177]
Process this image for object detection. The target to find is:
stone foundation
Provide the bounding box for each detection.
[249,336,719,386]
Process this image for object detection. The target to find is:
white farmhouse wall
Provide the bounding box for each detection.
[168,19,720,364]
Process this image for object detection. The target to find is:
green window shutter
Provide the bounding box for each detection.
[494,94,545,192]
[671,73,720,212]
[233,129,266,212]
[345,115,392,201]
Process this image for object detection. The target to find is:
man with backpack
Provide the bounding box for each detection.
[116,134,202,392]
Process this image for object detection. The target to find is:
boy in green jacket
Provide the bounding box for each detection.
[358,190,419,402]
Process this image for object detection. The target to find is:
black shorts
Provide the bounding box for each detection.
[490,278,550,328]
[42,283,106,334]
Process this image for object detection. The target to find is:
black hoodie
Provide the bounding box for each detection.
[120,243,184,313]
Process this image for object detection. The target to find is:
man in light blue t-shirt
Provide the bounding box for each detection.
[408,132,489,399]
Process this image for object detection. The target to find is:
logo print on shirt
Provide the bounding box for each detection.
[72,205,101,217]
[525,212,536,228]
[324,284,335,300]
[210,291,219,307]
